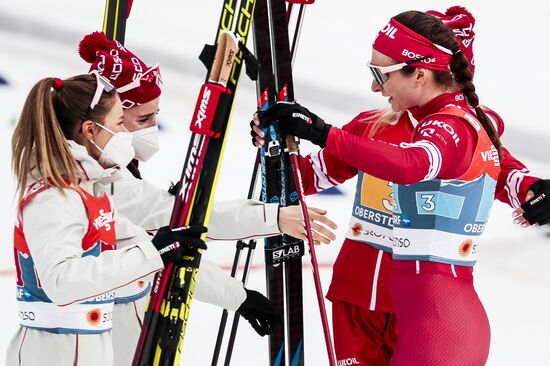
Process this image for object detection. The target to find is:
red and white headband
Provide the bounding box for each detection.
[372,18,452,71]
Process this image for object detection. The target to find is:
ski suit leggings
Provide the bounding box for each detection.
[332,300,398,366]
[390,262,490,366]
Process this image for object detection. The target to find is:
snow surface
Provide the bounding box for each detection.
[1,0,550,365]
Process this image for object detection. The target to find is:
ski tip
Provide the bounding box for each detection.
[286,0,316,4]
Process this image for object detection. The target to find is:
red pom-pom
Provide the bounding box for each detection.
[78,31,109,63]
[446,6,475,22]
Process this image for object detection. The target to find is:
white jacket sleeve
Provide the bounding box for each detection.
[107,169,174,231]
[207,199,280,241]
[194,259,246,311]
[104,171,281,241]
[22,189,164,306]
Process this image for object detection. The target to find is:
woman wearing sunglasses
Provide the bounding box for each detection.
[251,7,550,366]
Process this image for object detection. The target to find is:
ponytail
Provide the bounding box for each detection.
[450,51,502,160]
[12,74,117,201]
[12,78,79,201]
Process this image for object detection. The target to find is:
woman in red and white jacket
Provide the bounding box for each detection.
[6,73,216,366]
[252,8,550,366]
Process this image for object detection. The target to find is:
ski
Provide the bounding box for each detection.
[265,1,307,364]
[132,1,257,365]
[102,0,132,43]
[268,0,336,364]
[210,2,314,364]
[255,0,288,364]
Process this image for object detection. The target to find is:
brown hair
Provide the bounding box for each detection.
[12,74,117,201]
[394,10,502,160]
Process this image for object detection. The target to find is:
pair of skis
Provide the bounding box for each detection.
[121,1,257,365]
[212,1,336,365]
[210,2,305,364]
[103,0,333,364]
[102,1,259,364]
[257,1,335,365]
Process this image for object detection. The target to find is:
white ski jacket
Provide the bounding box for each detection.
[6,141,164,366]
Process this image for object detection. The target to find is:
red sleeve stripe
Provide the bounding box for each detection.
[309,150,339,192]
[318,149,342,186]
[505,168,529,209]
[401,140,442,181]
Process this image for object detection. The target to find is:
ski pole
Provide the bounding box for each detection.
[285,135,336,366]
[223,236,257,366]
[211,152,260,366]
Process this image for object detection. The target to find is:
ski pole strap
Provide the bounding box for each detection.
[239,42,260,81]
[265,240,304,265]
[199,42,259,81]
[199,44,217,71]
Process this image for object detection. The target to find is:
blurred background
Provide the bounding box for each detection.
[1,0,549,364]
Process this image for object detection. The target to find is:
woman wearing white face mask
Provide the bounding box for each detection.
[122,97,161,162]
[79,32,338,365]
[7,73,210,366]
[89,119,136,168]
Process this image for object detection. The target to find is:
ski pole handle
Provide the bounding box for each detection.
[285,135,299,153]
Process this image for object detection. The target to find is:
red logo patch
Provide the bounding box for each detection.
[352,223,363,236]
[458,240,473,257]
[86,308,101,326]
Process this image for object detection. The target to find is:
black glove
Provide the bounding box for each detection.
[237,289,282,337]
[152,225,207,265]
[521,179,550,226]
[167,180,181,196]
[258,102,332,148]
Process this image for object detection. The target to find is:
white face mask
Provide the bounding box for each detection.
[91,123,135,168]
[131,124,160,162]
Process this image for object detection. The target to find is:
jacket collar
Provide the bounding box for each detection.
[407,92,467,126]
[67,140,122,184]
[26,141,122,187]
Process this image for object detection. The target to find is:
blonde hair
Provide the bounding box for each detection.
[12,75,116,202]
[356,108,402,138]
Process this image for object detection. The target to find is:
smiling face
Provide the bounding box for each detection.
[369,50,423,112]
[122,97,160,132]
